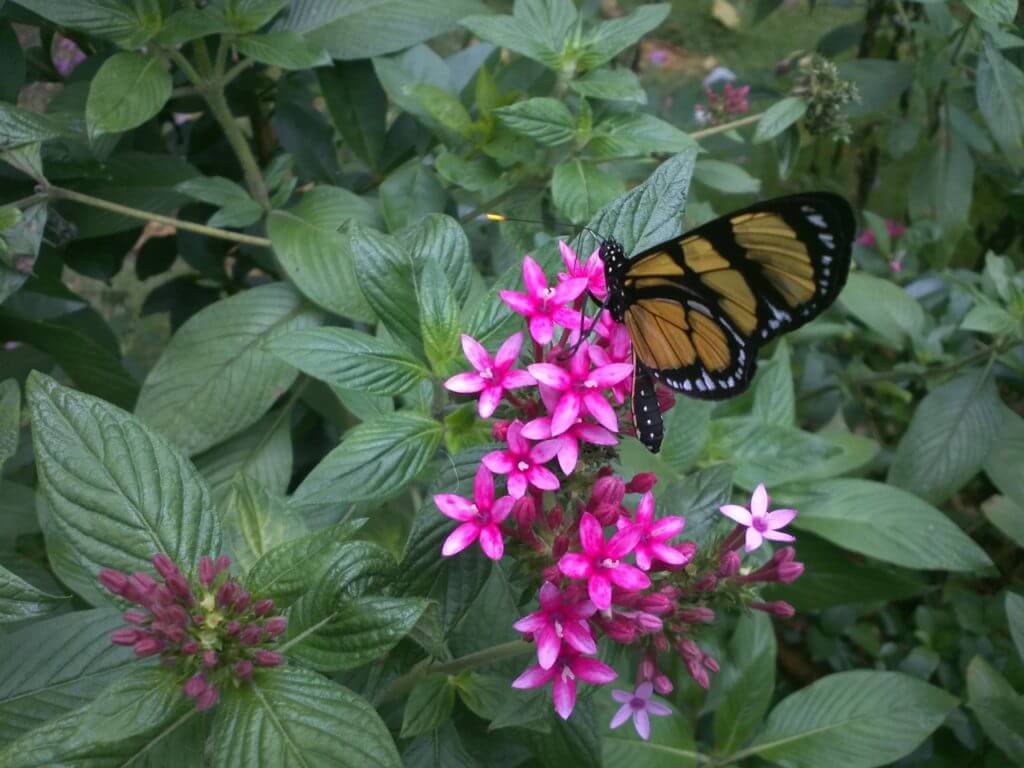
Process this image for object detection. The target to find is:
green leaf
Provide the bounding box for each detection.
[965,0,1019,24]
[268,327,432,396]
[977,37,1024,152]
[790,478,993,571]
[581,149,698,255]
[839,272,926,349]
[656,464,733,546]
[419,260,461,373]
[350,224,422,352]
[9,0,153,47]
[753,97,808,143]
[656,399,712,475]
[0,609,135,743]
[373,45,454,122]
[577,3,670,71]
[378,158,446,233]
[909,132,974,227]
[397,213,474,305]
[569,68,647,103]
[401,677,456,738]
[135,282,321,455]
[0,379,19,473]
[495,98,577,146]
[986,407,1024,507]
[412,84,475,140]
[0,105,64,152]
[86,52,172,137]
[210,666,401,767]
[27,372,222,579]
[291,412,443,507]
[746,671,958,768]
[0,204,46,305]
[318,60,387,172]
[961,302,1021,337]
[462,0,576,69]
[888,370,1002,503]
[79,666,187,744]
[224,0,288,31]
[177,176,263,229]
[1007,593,1024,663]
[551,159,625,225]
[268,186,378,323]
[838,59,913,117]
[284,0,487,60]
[752,340,794,426]
[693,160,761,194]
[588,112,697,158]
[154,8,233,45]
[0,565,66,624]
[966,656,1024,764]
[982,495,1024,548]
[236,30,331,69]
[714,611,776,754]
[221,474,305,572]
[195,411,293,507]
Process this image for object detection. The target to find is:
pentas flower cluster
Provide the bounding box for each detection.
[695,81,751,126]
[99,554,286,711]
[439,243,804,739]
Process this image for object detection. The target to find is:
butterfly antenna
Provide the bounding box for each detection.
[484,212,606,244]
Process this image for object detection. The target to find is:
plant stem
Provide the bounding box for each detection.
[690,111,764,140]
[44,185,272,248]
[204,87,272,209]
[223,58,256,87]
[374,640,533,705]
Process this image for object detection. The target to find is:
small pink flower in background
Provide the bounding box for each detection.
[609,682,672,740]
[434,466,515,560]
[513,582,597,669]
[588,323,633,404]
[512,650,617,719]
[482,421,561,498]
[856,219,906,247]
[558,241,607,300]
[52,34,86,77]
[522,415,617,475]
[444,333,535,418]
[719,483,797,552]
[500,256,588,344]
[558,513,650,610]
[619,493,689,571]
[528,342,632,435]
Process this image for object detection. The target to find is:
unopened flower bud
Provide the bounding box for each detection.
[773,546,797,564]
[183,673,207,698]
[719,550,741,576]
[546,504,563,530]
[151,554,180,581]
[541,566,562,584]
[654,673,673,694]
[677,638,701,660]
[653,635,670,653]
[216,580,238,608]
[639,593,673,615]
[552,534,570,559]
[513,496,537,528]
[634,612,663,633]
[588,475,625,513]
[234,660,254,680]
[491,420,512,441]
[254,650,283,667]
[264,616,287,636]
[686,657,710,689]
[752,600,796,618]
[694,574,718,592]
[195,686,219,711]
[625,473,657,494]
[639,655,656,680]
[603,618,638,644]
[111,628,141,645]
[203,650,219,667]
[133,637,164,657]
[703,655,720,673]
[679,607,715,624]
[99,569,129,596]
[239,625,263,646]
[253,600,274,617]
[123,610,148,625]
[777,561,804,583]
[232,591,251,613]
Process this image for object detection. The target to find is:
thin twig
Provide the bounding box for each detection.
[690,111,764,140]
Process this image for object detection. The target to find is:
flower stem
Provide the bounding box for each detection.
[689,111,764,140]
[43,185,272,248]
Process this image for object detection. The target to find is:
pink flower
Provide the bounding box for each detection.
[588,322,632,404]
[528,342,632,435]
[558,241,607,300]
[619,493,689,571]
[482,421,561,498]
[434,466,515,560]
[444,333,535,418]
[558,514,651,610]
[719,483,797,552]
[512,651,617,720]
[856,219,906,247]
[609,682,672,740]
[500,256,588,344]
[521,415,617,475]
[513,583,597,669]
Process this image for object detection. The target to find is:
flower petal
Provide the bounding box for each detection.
[499,289,534,316]
[482,451,514,474]
[609,702,633,729]
[530,438,563,464]
[578,513,604,555]
[647,700,672,717]
[526,465,560,491]
[558,553,592,580]
[588,363,634,388]
[512,664,554,689]
[611,689,632,704]
[522,256,549,297]
[763,530,796,543]
[529,315,554,344]
[719,504,752,526]
[634,708,650,740]
[570,656,617,685]
[494,332,523,371]
[442,523,480,556]
[635,682,654,700]
[766,508,797,530]
[551,392,582,436]
[573,422,617,446]
[461,335,491,373]
[608,563,651,591]
[501,369,536,389]
[635,492,655,526]
[650,515,685,541]
[552,673,577,720]
[557,437,579,475]
[563,620,597,655]
[444,372,487,394]
[588,573,612,611]
[507,472,528,499]
[536,625,561,670]
[607,525,641,559]
[650,543,688,565]
[522,417,553,440]
[751,483,769,517]
[434,494,476,521]
[551,277,588,304]
[538,582,561,610]
[528,363,571,391]
[582,391,619,432]
[473,466,494,509]
[559,240,578,272]
[479,524,505,560]
[490,496,515,524]
[513,611,547,634]
[745,527,764,552]
[477,386,503,419]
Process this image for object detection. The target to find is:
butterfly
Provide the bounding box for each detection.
[598,192,855,453]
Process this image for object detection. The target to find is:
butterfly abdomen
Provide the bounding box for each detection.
[631,363,664,453]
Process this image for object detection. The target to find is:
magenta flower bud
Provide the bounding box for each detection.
[773,546,797,564]
[677,541,698,561]
[181,640,200,654]
[777,561,804,583]
[99,569,129,596]
[253,650,282,667]
[552,534,570,559]
[653,635,670,653]
[541,565,561,584]
[638,593,673,615]
[215,554,231,572]
[677,638,701,660]
[719,550,741,576]
[654,673,673,694]
[151,554,179,581]
[165,574,194,604]
[679,607,715,624]
[491,420,511,441]
[133,637,164,657]
[634,612,663,633]
[639,655,656,680]
[694,574,718,592]
[192,613,205,626]
[183,673,207,698]
[752,600,796,618]
[625,472,657,494]
[127,573,157,603]
[123,609,148,625]
[603,618,638,644]
[195,686,219,711]
[686,657,709,689]
[588,475,625,512]
[264,616,287,636]
[511,496,537,529]
[225,620,242,636]
[234,660,254,680]
[253,600,274,617]
[546,504,563,531]
[216,580,238,608]
[198,556,216,586]
[111,628,141,645]
[239,625,263,646]
[232,591,251,613]
[152,622,185,644]
[203,650,219,667]
[703,655,720,673]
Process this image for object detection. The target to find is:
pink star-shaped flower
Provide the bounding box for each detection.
[558,513,650,610]
[528,342,632,436]
[512,650,617,720]
[558,241,607,301]
[434,466,515,560]
[719,483,797,552]
[482,421,561,499]
[444,333,535,418]
[609,682,672,740]
[617,492,689,571]
[500,256,588,345]
[513,582,597,669]
[521,413,617,475]
[588,321,633,404]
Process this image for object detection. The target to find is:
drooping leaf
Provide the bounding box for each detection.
[839,272,926,350]
[0,565,66,625]
[86,52,172,137]
[318,60,388,172]
[753,97,808,143]
[7,0,154,47]
[976,37,1024,152]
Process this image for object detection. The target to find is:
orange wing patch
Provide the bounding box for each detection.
[626,300,733,373]
[627,250,686,278]
[681,236,729,273]
[732,213,815,306]
[699,269,757,335]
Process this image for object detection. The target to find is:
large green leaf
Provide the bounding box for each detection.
[401,676,455,738]
[569,68,646,104]
[235,31,331,69]
[78,666,188,744]
[378,159,447,232]
[195,411,293,507]
[655,464,733,546]
[714,612,777,754]
[966,656,1024,764]
[318,60,387,172]
[753,97,808,143]
[0,379,19,473]
[0,610,134,744]
[589,113,697,159]
[495,98,576,146]
[551,159,625,225]
[1007,592,1024,663]
[790,478,992,572]
[977,37,1024,152]
[135,282,321,455]
[839,273,926,350]
[418,260,461,374]
[0,204,46,305]
[0,105,65,152]
[291,412,443,507]
[268,186,378,323]
[268,327,432,396]
[8,0,154,47]
[462,0,576,69]
[396,214,473,305]
[909,132,974,228]
[28,373,221,579]
[577,3,670,70]
[888,370,1002,503]
[985,406,1024,508]
[0,565,66,624]
[350,224,422,353]
[221,475,305,572]
[745,671,957,768]
[86,52,172,137]
[965,0,1019,22]
[210,666,401,767]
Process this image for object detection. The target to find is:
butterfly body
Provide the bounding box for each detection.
[599,192,855,452]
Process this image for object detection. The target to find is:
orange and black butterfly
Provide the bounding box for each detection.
[600,192,855,453]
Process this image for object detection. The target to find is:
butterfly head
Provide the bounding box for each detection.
[599,238,628,322]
